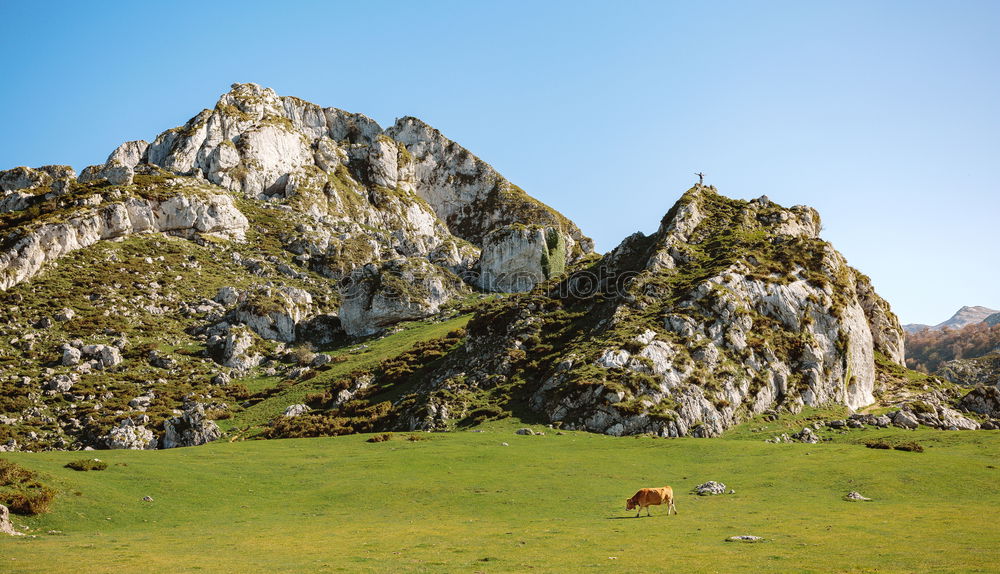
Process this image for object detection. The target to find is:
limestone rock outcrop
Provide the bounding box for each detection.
[230,285,314,343]
[339,258,469,337]
[103,418,157,450]
[136,83,590,300]
[476,225,569,292]
[394,186,906,437]
[162,403,222,448]
[0,188,248,291]
[959,385,1000,418]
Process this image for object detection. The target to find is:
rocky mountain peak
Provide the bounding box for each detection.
[2,83,593,335]
[940,306,999,329]
[904,305,1000,333]
[391,186,905,437]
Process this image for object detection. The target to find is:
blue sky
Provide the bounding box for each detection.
[1,0,997,325]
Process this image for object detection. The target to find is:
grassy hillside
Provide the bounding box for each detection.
[223,313,475,439]
[2,422,999,573]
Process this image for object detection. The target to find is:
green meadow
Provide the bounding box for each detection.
[2,421,999,573]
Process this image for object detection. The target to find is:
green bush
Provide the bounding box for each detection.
[864,438,924,453]
[367,433,392,443]
[0,458,56,515]
[65,459,108,471]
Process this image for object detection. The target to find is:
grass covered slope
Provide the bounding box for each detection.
[2,426,998,573]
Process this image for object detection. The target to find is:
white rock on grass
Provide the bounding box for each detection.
[695,481,728,496]
[1,504,24,536]
[283,404,310,417]
[103,418,157,450]
[726,535,765,543]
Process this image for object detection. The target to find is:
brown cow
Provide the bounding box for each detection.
[625,486,677,517]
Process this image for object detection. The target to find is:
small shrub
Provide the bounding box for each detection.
[3,488,56,515]
[65,459,108,471]
[367,433,392,443]
[0,458,56,515]
[406,434,428,442]
[864,438,924,453]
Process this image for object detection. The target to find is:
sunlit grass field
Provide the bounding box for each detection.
[3,419,999,573]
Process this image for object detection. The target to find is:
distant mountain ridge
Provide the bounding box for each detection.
[903,305,999,334]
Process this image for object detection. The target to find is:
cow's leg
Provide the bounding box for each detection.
[635,509,641,518]
[646,506,652,517]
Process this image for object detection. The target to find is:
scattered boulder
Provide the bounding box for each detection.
[148,350,177,370]
[826,419,847,429]
[283,404,309,417]
[311,353,332,367]
[45,374,77,393]
[515,428,535,436]
[128,392,155,411]
[766,433,792,443]
[60,345,82,366]
[215,286,240,307]
[891,410,919,429]
[888,404,979,431]
[1,504,24,536]
[791,427,819,443]
[79,344,123,370]
[162,403,221,448]
[142,496,154,503]
[211,372,232,386]
[726,535,765,543]
[104,418,157,450]
[694,481,727,496]
[936,406,980,430]
[54,308,75,322]
[844,491,872,502]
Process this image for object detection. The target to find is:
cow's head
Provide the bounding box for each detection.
[625,498,636,511]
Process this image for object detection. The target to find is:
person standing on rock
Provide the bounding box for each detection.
[695,172,705,185]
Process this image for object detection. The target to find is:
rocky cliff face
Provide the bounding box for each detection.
[1,83,591,326]
[0,176,247,290]
[392,186,906,436]
[0,83,592,451]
